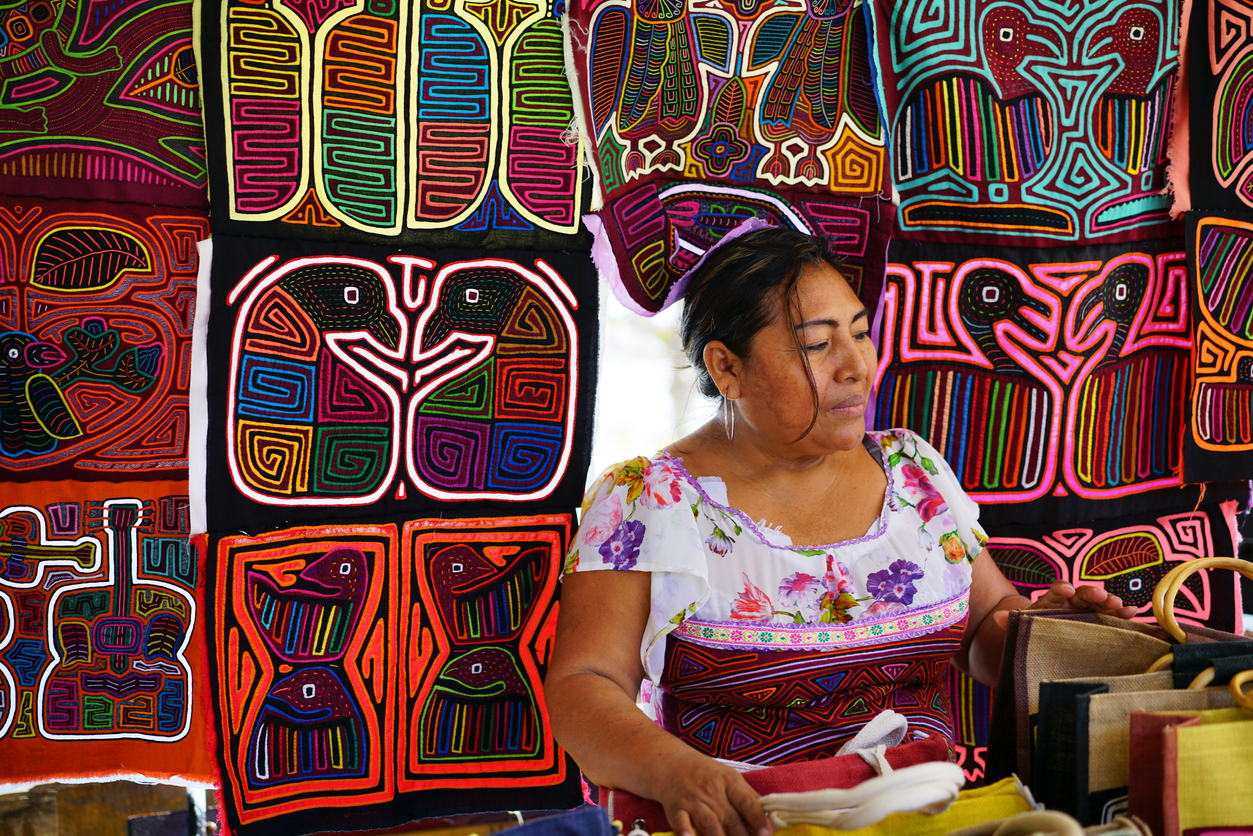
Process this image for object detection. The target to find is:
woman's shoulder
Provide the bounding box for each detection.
[865,427,942,468]
[572,452,705,573]
[579,453,700,534]
[583,452,693,507]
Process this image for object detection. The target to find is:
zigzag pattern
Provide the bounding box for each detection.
[657,619,965,764]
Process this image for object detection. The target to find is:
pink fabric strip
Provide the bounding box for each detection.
[1168,0,1193,215]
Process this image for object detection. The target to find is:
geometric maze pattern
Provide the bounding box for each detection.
[873,239,1191,519]
[657,616,966,766]
[0,198,207,480]
[1184,212,1253,479]
[868,0,1179,244]
[567,0,892,314]
[0,482,210,784]
[208,238,596,529]
[201,0,585,247]
[209,515,577,836]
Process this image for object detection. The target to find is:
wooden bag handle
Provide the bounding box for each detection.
[1232,669,1253,711]
[1152,557,1253,643]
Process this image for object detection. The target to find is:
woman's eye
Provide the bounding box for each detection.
[805,342,828,352]
[855,330,872,341]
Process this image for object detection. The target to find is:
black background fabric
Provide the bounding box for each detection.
[205,235,598,532]
[1183,209,1253,482]
[202,510,583,836]
[876,237,1215,524]
[1189,0,1253,212]
[197,0,590,250]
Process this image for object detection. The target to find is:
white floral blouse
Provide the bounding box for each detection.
[564,429,988,682]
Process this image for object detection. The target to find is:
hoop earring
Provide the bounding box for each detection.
[722,390,735,443]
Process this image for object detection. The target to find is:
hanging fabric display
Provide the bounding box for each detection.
[0,197,208,482]
[564,0,894,315]
[0,196,211,784]
[872,238,1199,525]
[195,0,600,820]
[1183,209,1253,481]
[986,499,1246,632]
[0,479,211,784]
[204,512,580,836]
[197,0,589,249]
[1187,0,1253,212]
[200,236,598,531]
[864,0,1180,245]
[0,0,206,206]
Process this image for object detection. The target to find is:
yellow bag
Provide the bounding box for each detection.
[773,778,1034,836]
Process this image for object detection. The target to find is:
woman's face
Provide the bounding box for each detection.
[735,261,877,454]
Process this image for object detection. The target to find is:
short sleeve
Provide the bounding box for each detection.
[563,456,712,681]
[884,429,987,563]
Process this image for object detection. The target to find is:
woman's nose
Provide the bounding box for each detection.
[833,333,869,381]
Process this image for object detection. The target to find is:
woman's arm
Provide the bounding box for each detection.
[953,550,1138,685]
[545,570,771,836]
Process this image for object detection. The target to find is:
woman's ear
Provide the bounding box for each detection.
[703,340,742,399]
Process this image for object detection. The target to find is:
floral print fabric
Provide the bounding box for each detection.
[565,429,988,681]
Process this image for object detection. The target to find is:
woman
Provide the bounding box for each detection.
[545,228,1134,836]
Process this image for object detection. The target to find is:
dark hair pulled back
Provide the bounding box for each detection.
[680,226,840,414]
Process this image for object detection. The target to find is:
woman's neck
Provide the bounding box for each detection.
[667,419,867,481]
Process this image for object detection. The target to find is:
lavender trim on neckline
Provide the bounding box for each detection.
[657,430,895,553]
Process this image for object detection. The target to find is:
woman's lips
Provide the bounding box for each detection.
[830,394,867,417]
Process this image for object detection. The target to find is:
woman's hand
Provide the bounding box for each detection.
[992,580,1137,628]
[657,750,771,836]
[959,551,1139,685]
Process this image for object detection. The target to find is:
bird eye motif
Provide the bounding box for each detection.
[302,683,316,699]
[343,286,358,304]
[451,562,463,572]
[982,286,1000,304]
[465,288,479,303]
[1130,26,1144,40]
[339,561,352,574]
[6,347,17,360]
[470,662,483,674]
[999,27,1013,41]
[1114,283,1128,301]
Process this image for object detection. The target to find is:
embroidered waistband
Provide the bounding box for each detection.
[672,593,969,651]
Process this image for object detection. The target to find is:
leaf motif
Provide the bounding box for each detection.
[31,228,151,291]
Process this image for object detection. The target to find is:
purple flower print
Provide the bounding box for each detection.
[705,526,734,555]
[778,572,824,620]
[599,519,645,570]
[867,559,924,606]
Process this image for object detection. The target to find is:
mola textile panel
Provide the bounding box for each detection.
[0,0,206,206]
[197,0,590,249]
[201,236,598,531]
[0,197,208,482]
[565,0,893,314]
[1187,0,1253,212]
[864,0,1180,245]
[204,513,581,836]
[1184,209,1253,482]
[0,479,212,785]
[872,237,1198,524]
